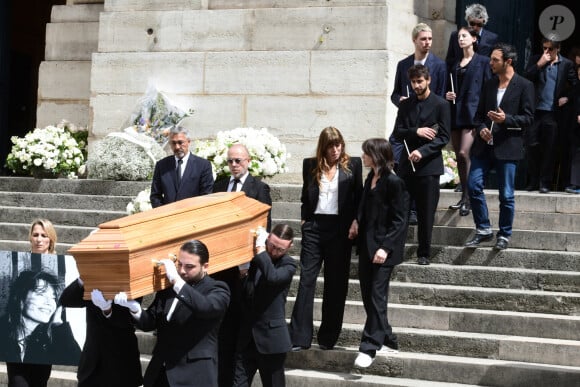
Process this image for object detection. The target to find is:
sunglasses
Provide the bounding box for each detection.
[468,21,484,27]
[227,158,247,165]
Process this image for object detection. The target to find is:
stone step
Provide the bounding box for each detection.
[0,192,132,211]
[284,347,580,387]
[284,300,580,341]
[270,186,580,214]
[273,203,580,232]
[0,222,95,244]
[0,177,150,196]
[0,206,124,227]
[0,240,74,255]
[288,279,580,316]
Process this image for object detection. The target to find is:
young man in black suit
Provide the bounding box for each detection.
[465,43,535,250]
[212,143,272,387]
[524,38,577,193]
[393,64,451,266]
[115,240,230,387]
[150,126,214,207]
[233,224,296,387]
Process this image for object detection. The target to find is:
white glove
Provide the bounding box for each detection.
[161,259,180,284]
[114,292,141,314]
[255,228,269,249]
[91,289,112,312]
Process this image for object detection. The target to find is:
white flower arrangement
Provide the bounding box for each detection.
[127,188,152,214]
[86,128,166,181]
[441,149,460,187]
[193,127,290,181]
[5,123,86,179]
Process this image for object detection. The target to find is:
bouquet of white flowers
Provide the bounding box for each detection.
[441,149,460,187]
[5,124,86,179]
[193,127,290,181]
[126,188,152,214]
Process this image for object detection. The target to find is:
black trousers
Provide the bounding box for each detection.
[289,215,352,348]
[232,339,286,387]
[403,174,440,258]
[6,362,51,387]
[527,110,558,188]
[357,249,396,355]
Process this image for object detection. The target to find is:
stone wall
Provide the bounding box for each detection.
[40,0,455,183]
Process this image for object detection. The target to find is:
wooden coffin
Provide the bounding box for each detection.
[68,192,270,300]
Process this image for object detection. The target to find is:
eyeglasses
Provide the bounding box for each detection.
[171,140,187,146]
[543,46,555,51]
[468,21,484,27]
[227,158,247,165]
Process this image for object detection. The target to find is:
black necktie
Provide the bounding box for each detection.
[231,178,240,192]
[176,159,183,185]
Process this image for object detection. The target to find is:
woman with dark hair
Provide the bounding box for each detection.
[1,219,81,387]
[289,126,362,351]
[353,138,409,368]
[446,26,492,215]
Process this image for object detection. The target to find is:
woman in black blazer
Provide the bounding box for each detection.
[289,127,362,351]
[353,138,409,368]
[446,26,492,215]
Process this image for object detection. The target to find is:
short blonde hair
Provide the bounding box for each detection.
[412,23,432,40]
[29,218,58,254]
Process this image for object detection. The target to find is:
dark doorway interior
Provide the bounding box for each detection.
[0,0,66,175]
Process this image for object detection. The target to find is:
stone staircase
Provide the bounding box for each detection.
[1,177,580,386]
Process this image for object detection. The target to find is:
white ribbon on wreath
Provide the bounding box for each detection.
[107,127,158,165]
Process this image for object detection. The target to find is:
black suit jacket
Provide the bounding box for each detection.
[213,174,272,230]
[237,251,296,355]
[449,53,493,128]
[391,53,448,107]
[301,157,363,235]
[150,153,214,208]
[357,170,409,266]
[393,93,451,177]
[60,280,143,387]
[472,73,535,160]
[446,28,498,70]
[524,54,577,111]
[137,276,230,387]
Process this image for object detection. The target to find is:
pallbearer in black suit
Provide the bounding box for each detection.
[233,224,296,387]
[393,64,451,266]
[289,127,362,351]
[212,143,272,387]
[150,126,214,207]
[115,240,230,387]
[353,138,409,368]
[60,281,142,387]
[465,43,535,251]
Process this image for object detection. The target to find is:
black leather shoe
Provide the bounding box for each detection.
[525,184,539,192]
[292,346,308,352]
[494,237,509,250]
[417,256,430,265]
[464,233,493,247]
[539,187,550,194]
[318,344,333,350]
[408,210,418,225]
[454,185,462,193]
[449,199,463,210]
[459,202,471,216]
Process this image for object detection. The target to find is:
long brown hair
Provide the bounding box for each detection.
[312,126,351,186]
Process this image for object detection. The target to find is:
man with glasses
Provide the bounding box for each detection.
[150,125,214,207]
[115,240,230,387]
[212,143,272,387]
[445,3,498,70]
[233,224,296,387]
[524,38,577,193]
